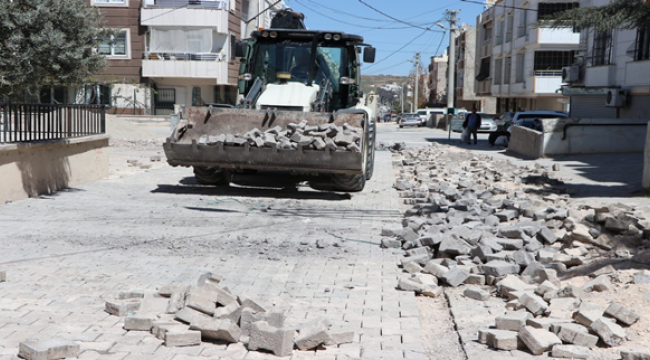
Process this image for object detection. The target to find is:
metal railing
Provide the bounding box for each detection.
[533,70,563,76]
[0,103,106,144]
[517,26,527,38]
[147,0,228,9]
[147,52,223,61]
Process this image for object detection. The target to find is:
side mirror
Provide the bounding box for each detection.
[363,47,376,63]
[235,40,247,58]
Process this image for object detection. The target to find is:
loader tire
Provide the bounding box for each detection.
[331,173,366,192]
[193,166,232,185]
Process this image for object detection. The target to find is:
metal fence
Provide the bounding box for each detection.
[0,103,106,144]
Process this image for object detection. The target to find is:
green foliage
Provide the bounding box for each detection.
[0,0,116,97]
[546,0,650,32]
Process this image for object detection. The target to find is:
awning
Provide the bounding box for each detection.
[476,57,491,81]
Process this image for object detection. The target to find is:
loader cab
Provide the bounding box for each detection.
[237,30,374,112]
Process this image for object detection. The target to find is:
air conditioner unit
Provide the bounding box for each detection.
[605,88,629,107]
[562,65,580,83]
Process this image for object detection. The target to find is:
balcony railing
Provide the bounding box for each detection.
[505,31,513,43]
[146,0,228,9]
[517,26,527,38]
[147,52,223,61]
[495,35,503,45]
[533,70,563,77]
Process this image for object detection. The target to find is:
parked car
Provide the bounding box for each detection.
[399,113,424,128]
[390,114,399,122]
[415,108,446,124]
[488,110,569,145]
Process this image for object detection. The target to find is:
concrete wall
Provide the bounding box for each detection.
[508,125,544,158]
[0,135,109,204]
[644,125,650,190]
[542,118,648,155]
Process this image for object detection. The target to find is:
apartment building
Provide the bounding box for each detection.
[475,0,580,113]
[454,26,496,113]
[562,0,650,118]
[428,54,448,105]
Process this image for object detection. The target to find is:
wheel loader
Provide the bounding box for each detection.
[163,11,378,192]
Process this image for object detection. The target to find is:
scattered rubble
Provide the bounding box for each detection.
[196,121,363,152]
[102,272,352,357]
[382,144,650,357]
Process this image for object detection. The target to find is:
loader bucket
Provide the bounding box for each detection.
[163,107,368,175]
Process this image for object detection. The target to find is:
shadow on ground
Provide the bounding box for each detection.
[152,171,353,201]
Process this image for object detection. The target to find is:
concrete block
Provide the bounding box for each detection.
[465,274,486,285]
[423,261,449,277]
[495,209,518,221]
[494,238,524,250]
[496,311,532,331]
[213,302,242,323]
[397,277,425,293]
[552,344,590,359]
[240,308,286,337]
[439,237,471,256]
[572,302,604,327]
[519,326,561,355]
[124,316,154,331]
[621,351,650,360]
[204,284,237,306]
[248,321,294,357]
[185,293,216,315]
[464,286,490,301]
[582,275,613,293]
[441,267,470,287]
[538,226,558,244]
[557,323,598,348]
[327,331,354,345]
[604,303,640,326]
[558,285,588,299]
[159,283,187,297]
[190,317,241,343]
[526,318,565,332]
[197,272,223,286]
[164,330,202,347]
[166,291,185,314]
[591,317,627,346]
[605,217,628,233]
[498,226,524,238]
[421,285,443,298]
[186,285,218,303]
[496,275,536,297]
[295,317,332,350]
[483,261,520,276]
[175,306,213,325]
[486,330,522,350]
[105,300,141,316]
[547,298,580,319]
[403,261,423,274]
[152,321,187,340]
[381,237,401,248]
[18,340,80,360]
[519,292,548,316]
[238,294,267,313]
[405,246,429,257]
[535,280,559,296]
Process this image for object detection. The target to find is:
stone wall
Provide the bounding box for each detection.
[0,135,109,204]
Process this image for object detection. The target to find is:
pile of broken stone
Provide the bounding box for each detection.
[198,120,362,152]
[103,272,353,357]
[382,145,649,359]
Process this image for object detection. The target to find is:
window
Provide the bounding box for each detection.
[494,58,503,85]
[537,2,579,19]
[533,51,575,76]
[518,9,528,38]
[635,27,650,61]
[496,20,504,45]
[591,30,612,66]
[91,0,128,7]
[79,85,111,105]
[476,57,491,81]
[483,26,493,46]
[506,15,514,43]
[504,57,512,84]
[99,29,130,59]
[515,53,525,83]
[192,87,202,106]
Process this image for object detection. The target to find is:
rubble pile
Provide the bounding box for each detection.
[382,144,650,358]
[103,272,353,357]
[197,120,363,152]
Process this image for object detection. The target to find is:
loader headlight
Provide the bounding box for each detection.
[241,73,252,81]
[270,31,278,38]
[333,34,341,41]
[261,31,269,38]
[339,77,355,85]
[324,33,333,40]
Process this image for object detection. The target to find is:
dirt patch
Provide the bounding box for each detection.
[417,295,466,360]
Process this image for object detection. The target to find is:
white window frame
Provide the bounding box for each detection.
[99,28,131,60]
[91,0,129,8]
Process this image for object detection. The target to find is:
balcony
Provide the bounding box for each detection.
[143,53,228,82]
[585,65,616,87]
[533,72,563,93]
[538,26,580,45]
[142,1,228,28]
[144,0,228,8]
[477,80,491,95]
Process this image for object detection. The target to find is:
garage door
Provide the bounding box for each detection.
[570,95,616,118]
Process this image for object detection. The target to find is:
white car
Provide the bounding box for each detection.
[399,113,424,128]
[415,108,446,123]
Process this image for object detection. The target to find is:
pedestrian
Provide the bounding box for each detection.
[532,118,543,132]
[462,107,482,145]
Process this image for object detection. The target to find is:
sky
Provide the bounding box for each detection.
[282,0,488,77]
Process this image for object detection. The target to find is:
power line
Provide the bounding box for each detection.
[365,28,429,69]
[461,0,538,12]
[302,0,433,24]
[357,0,445,32]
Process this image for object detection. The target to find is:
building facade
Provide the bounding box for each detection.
[562,0,650,119]
[428,54,448,105]
[475,0,581,113]
[454,25,496,113]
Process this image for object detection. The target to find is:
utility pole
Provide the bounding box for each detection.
[446,10,460,112]
[414,52,420,110]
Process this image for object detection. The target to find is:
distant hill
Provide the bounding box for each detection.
[361,75,408,93]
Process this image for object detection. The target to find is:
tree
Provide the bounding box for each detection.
[0,0,115,99]
[547,0,650,32]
